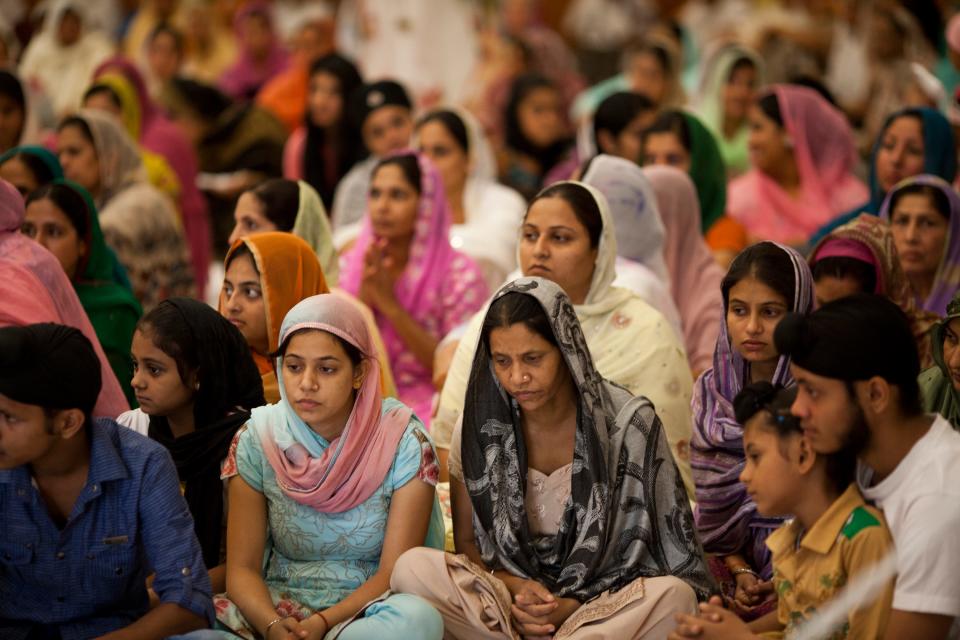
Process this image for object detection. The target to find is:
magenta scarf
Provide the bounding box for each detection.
[218,2,289,99]
[250,294,410,513]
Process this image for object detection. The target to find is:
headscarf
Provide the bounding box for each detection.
[434,181,696,496]
[219,2,290,100]
[0,177,128,417]
[920,291,960,427]
[581,154,669,282]
[223,231,330,382]
[695,44,763,176]
[53,180,142,405]
[461,277,713,602]
[301,53,364,209]
[679,111,728,234]
[70,109,148,210]
[92,57,211,297]
[809,106,957,245]
[249,294,409,512]
[145,298,265,568]
[690,242,814,577]
[645,166,725,375]
[727,85,868,244]
[293,180,339,285]
[879,174,960,316]
[0,145,64,185]
[340,152,490,418]
[809,214,939,368]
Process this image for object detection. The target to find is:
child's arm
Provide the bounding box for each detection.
[746,610,783,634]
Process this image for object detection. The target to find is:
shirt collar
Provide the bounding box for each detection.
[87,419,130,484]
[799,483,865,555]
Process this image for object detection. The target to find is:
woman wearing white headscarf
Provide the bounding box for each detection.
[433,180,695,496]
[416,108,527,289]
[18,1,114,117]
[56,110,195,311]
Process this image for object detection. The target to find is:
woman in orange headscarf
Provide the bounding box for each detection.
[220,231,395,403]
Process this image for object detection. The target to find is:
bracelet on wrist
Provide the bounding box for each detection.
[730,566,760,579]
[315,610,331,631]
[264,615,288,637]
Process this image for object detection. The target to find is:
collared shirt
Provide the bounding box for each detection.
[765,483,894,640]
[0,419,213,640]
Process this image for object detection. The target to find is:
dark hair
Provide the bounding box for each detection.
[789,75,837,107]
[728,56,756,82]
[811,256,877,294]
[889,183,952,220]
[277,328,363,367]
[57,115,95,145]
[0,151,59,187]
[504,73,570,170]
[592,91,655,151]
[481,292,557,351]
[25,182,90,239]
[148,21,185,54]
[641,109,691,152]
[304,53,365,209]
[0,70,26,112]
[722,242,796,308]
[757,93,783,128]
[736,381,855,493]
[373,153,422,194]
[247,178,300,231]
[137,304,199,389]
[416,109,469,154]
[83,84,123,110]
[224,241,260,273]
[623,39,672,75]
[529,182,603,248]
[168,77,233,120]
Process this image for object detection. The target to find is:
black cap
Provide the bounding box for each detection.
[348,80,412,130]
[774,294,920,386]
[0,323,101,415]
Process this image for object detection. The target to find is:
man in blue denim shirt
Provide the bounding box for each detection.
[0,323,214,640]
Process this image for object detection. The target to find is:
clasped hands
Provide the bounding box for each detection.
[508,578,580,639]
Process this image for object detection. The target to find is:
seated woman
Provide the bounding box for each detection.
[119,297,265,593]
[499,73,573,201]
[214,294,444,639]
[920,290,960,428]
[0,145,63,196]
[227,178,339,281]
[690,241,814,618]
[22,180,141,406]
[282,52,365,210]
[694,44,763,178]
[340,152,489,423]
[416,108,527,289]
[433,181,695,495]
[727,85,868,246]
[880,175,960,316]
[0,177,128,418]
[579,153,683,336]
[391,279,713,639]
[809,213,939,367]
[644,166,726,378]
[811,106,956,244]
[56,110,195,310]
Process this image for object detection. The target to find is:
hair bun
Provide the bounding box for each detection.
[733,381,780,425]
[773,311,807,357]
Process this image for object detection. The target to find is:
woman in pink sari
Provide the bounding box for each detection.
[218,2,289,101]
[339,152,489,425]
[0,178,128,418]
[727,84,868,246]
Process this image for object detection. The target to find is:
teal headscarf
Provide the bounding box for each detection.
[0,144,64,184]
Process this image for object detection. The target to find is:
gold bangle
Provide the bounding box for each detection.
[730,566,760,579]
[264,616,288,637]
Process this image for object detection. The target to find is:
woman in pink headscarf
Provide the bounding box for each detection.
[218,2,290,101]
[727,84,868,246]
[645,166,725,378]
[0,178,128,418]
[339,152,490,424]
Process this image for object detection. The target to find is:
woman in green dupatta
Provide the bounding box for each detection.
[920,291,960,429]
[641,109,728,234]
[22,179,142,405]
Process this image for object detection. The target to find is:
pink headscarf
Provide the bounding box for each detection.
[339,151,489,421]
[728,84,868,244]
[0,179,129,418]
[250,294,409,512]
[644,166,725,374]
[218,2,290,99]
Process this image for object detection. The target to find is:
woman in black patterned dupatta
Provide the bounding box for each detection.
[391,277,714,640]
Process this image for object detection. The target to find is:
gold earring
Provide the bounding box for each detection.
[353,379,362,389]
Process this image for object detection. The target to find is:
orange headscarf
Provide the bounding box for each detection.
[222,231,395,402]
